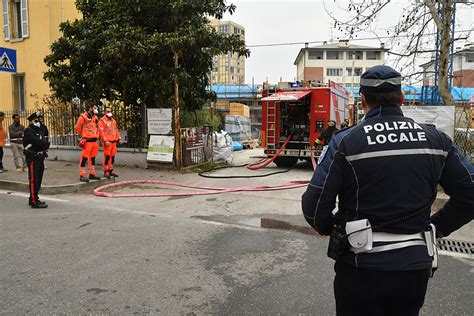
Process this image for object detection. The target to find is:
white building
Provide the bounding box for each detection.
[293,40,388,85]
[420,43,474,88]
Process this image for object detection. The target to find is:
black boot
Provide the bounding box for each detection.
[31,203,48,209]
[29,200,46,206]
[89,174,101,180]
[80,176,89,182]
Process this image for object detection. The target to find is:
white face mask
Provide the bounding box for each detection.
[93,109,99,114]
[33,122,41,127]
[106,112,113,118]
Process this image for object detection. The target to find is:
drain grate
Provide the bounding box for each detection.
[437,239,474,257]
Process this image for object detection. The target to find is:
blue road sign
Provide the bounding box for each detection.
[0,47,17,73]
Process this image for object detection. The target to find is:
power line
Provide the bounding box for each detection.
[246,29,472,48]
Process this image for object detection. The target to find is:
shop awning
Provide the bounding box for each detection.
[261,90,312,101]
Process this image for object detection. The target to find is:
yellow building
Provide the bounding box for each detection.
[209,19,245,85]
[1,0,80,112]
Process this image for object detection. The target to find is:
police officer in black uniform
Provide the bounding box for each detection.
[37,111,49,141]
[23,112,50,209]
[302,65,473,316]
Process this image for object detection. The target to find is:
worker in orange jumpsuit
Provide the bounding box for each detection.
[75,103,101,182]
[98,106,122,179]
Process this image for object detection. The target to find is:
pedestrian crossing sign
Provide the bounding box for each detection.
[0,47,17,73]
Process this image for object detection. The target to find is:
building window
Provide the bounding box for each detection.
[326,51,342,60]
[308,51,323,60]
[346,68,363,76]
[218,25,229,33]
[327,68,342,76]
[12,73,25,112]
[346,51,363,60]
[366,51,381,60]
[2,0,29,41]
[234,27,240,34]
[466,53,474,63]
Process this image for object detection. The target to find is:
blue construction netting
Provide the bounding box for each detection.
[344,85,474,103]
[210,84,473,103]
[210,85,258,99]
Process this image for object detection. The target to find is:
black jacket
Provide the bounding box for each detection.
[302,105,474,271]
[23,124,50,155]
[317,126,337,144]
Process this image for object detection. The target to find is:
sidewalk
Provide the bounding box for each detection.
[0,152,178,194]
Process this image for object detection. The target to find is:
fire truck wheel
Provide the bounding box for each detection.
[274,157,298,168]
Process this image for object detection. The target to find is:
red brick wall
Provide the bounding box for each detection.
[304,67,323,82]
[453,70,474,88]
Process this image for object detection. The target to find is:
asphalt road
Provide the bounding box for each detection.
[1,187,473,315]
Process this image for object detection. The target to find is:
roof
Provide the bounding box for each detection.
[308,43,384,50]
[294,42,388,65]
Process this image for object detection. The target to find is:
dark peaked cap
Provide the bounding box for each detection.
[27,112,40,121]
[359,65,401,94]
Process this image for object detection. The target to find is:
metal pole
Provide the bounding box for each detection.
[174,50,182,169]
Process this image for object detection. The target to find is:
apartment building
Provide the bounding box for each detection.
[209,19,245,85]
[293,40,388,85]
[421,43,474,88]
[1,0,80,112]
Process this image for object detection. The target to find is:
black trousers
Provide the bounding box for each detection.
[0,146,3,169]
[26,156,45,205]
[334,262,431,316]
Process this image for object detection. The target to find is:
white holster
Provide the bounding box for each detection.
[423,223,438,277]
[345,219,373,253]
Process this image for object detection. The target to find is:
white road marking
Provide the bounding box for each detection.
[438,250,474,260]
[0,190,69,203]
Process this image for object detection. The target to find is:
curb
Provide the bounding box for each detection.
[0,178,110,195]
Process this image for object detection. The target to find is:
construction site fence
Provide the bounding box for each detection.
[454,104,473,162]
[181,125,213,167]
[0,105,145,149]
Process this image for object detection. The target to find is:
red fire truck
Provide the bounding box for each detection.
[261,81,350,167]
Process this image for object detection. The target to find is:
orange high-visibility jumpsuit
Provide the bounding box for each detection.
[98,115,122,176]
[75,112,99,177]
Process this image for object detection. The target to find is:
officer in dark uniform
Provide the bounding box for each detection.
[23,112,50,209]
[315,120,338,145]
[37,111,49,141]
[302,65,473,315]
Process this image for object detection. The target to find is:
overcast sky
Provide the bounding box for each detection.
[222,0,474,85]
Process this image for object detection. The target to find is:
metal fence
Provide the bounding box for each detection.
[181,125,213,167]
[454,104,473,162]
[1,104,146,149]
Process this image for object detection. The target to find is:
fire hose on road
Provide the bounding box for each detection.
[93,180,308,198]
[93,135,318,198]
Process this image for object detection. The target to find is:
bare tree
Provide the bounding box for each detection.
[325,0,472,106]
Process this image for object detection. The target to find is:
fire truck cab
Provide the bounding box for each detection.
[261,81,350,167]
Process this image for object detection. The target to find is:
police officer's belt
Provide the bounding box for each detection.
[350,232,426,253]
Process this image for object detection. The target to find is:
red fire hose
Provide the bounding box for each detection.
[93,179,308,198]
[246,135,292,170]
[93,135,318,198]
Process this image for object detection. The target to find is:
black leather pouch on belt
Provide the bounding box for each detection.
[327,224,349,261]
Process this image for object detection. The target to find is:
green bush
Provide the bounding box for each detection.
[180,106,222,131]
